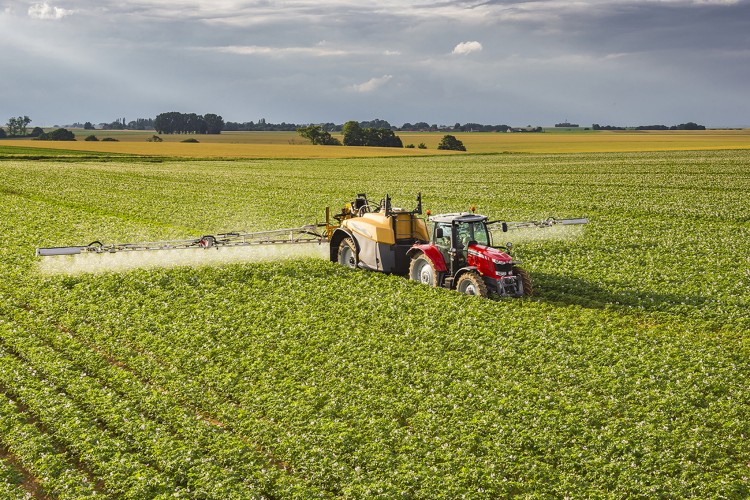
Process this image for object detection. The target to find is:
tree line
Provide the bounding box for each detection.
[224,118,513,133]
[153,112,225,134]
[592,122,706,131]
[1,113,710,142]
[296,120,404,148]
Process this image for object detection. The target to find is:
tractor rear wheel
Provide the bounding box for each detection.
[456,272,488,297]
[513,266,533,296]
[337,237,358,269]
[409,254,438,287]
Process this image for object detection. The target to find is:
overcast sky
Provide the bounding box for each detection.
[1,0,748,127]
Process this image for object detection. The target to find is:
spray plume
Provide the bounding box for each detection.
[38,243,328,276]
[492,223,586,245]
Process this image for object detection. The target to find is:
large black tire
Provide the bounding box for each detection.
[409,254,438,287]
[337,237,358,269]
[513,266,533,297]
[456,271,488,297]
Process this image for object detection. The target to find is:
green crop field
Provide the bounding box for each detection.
[0,148,748,498]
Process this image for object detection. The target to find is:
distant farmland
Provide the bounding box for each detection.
[5,128,749,158]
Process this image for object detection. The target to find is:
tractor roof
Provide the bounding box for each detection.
[429,213,488,224]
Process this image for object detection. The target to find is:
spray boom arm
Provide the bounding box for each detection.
[487,217,589,232]
[36,225,327,257]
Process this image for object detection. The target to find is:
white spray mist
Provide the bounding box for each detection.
[38,243,329,276]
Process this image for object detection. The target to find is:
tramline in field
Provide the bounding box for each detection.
[36,193,587,298]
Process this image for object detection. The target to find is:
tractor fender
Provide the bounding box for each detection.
[453,266,481,288]
[329,228,358,262]
[406,244,448,272]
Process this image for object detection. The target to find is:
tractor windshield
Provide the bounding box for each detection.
[457,220,490,247]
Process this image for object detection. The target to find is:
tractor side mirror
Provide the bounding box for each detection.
[435,227,444,238]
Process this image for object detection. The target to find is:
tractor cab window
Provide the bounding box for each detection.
[457,220,490,248]
[434,222,452,266]
[434,223,452,248]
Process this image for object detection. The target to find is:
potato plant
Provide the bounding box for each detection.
[0,149,748,497]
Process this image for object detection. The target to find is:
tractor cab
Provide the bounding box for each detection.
[430,213,491,275]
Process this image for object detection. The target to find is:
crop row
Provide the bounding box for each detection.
[3,152,747,324]
[0,451,31,500]
[0,149,748,496]
[17,260,748,497]
[0,388,98,499]
[0,293,326,498]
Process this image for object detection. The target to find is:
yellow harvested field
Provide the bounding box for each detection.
[403,129,750,153]
[6,139,459,159]
[5,129,749,158]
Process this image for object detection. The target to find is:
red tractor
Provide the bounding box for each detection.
[406,212,532,297]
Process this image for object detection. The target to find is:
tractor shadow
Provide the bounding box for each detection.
[528,272,708,315]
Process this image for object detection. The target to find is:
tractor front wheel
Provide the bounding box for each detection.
[409,254,438,287]
[456,272,488,297]
[513,266,533,296]
[337,237,358,269]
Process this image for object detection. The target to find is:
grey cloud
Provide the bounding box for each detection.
[1,0,748,126]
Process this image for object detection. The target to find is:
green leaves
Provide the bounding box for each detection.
[0,150,748,497]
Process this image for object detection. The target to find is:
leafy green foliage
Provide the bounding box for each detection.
[0,150,748,497]
[0,455,28,500]
[37,128,76,141]
[437,134,466,151]
[5,116,31,137]
[342,120,403,147]
[154,112,225,134]
[296,125,342,146]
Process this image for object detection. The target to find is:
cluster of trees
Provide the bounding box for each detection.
[297,122,467,151]
[296,125,341,145]
[1,115,78,140]
[225,118,310,132]
[84,135,119,142]
[123,118,155,130]
[341,121,402,147]
[296,121,404,148]
[153,112,225,134]
[437,135,466,151]
[2,116,44,138]
[98,118,127,130]
[65,118,156,130]
[230,118,514,133]
[5,116,32,136]
[37,128,75,141]
[402,122,512,132]
[592,122,706,131]
[71,118,157,130]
